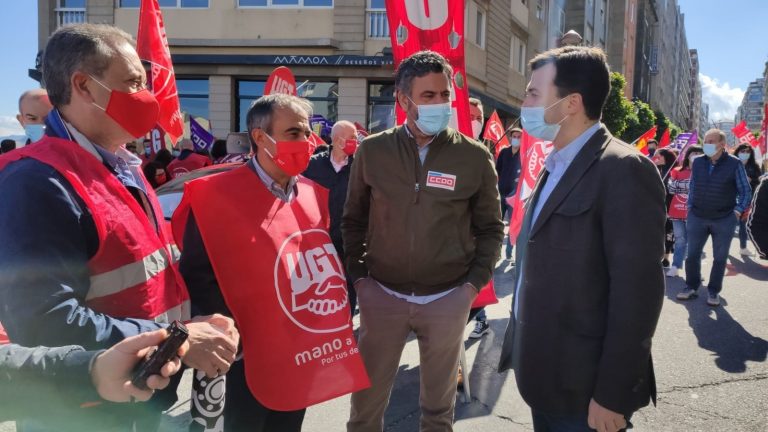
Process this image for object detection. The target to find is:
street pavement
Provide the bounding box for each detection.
[2,234,766,431]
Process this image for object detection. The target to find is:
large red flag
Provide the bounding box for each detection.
[508,131,554,245]
[732,120,760,148]
[137,0,183,144]
[483,110,510,158]
[385,0,471,136]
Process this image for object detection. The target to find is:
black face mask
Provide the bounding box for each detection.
[648,148,657,157]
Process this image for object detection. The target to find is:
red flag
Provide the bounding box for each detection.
[508,130,554,244]
[308,131,325,149]
[659,128,671,148]
[482,110,510,158]
[265,66,298,96]
[137,0,183,144]
[385,0,471,136]
[634,126,657,155]
[732,120,760,148]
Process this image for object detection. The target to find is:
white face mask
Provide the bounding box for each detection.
[520,96,569,141]
[471,120,483,140]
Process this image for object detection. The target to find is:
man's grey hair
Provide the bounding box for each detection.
[394,50,453,96]
[704,128,727,144]
[42,24,135,107]
[330,120,356,141]
[246,94,313,144]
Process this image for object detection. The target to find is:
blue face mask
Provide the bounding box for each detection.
[703,143,718,157]
[24,124,45,143]
[520,97,568,141]
[738,152,751,162]
[172,150,181,157]
[408,97,452,136]
[510,138,521,148]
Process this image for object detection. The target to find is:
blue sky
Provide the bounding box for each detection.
[0,1,765,137]
[678,0,768,123]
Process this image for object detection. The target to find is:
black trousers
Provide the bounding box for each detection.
[224,359,306,432]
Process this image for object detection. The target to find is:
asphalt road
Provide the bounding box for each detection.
[3,235,767,431]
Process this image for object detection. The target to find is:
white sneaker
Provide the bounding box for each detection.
[740,248,754,257]
[666,266,679,277]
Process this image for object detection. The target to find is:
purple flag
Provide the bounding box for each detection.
[190,116,215,152]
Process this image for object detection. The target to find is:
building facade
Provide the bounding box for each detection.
[36,0,542,139]
[606,0,637,98]
[735,78,764,132]
[632,0,658,104]
[688,48,702,136]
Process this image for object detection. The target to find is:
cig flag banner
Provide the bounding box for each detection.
[508,130,554,245]
[732,120,760,148]
[483,110,510,158]
[190,117,215,152]
[385,0,472,136]
[137,0,183,144]
[671,131,696,151]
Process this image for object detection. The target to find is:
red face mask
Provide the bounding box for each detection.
[91,76,160,139]
[343,138,358,156]
[155,172,167,186]
[264,134,315,176]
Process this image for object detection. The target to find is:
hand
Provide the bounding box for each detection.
[588,398,627,432]
[463,282,479,298]
[91,329,189,403]
[183,314,239,378]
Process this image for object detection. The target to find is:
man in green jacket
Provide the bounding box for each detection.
[343,50,504,432]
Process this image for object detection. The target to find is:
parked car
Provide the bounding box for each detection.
[155,162,243,221]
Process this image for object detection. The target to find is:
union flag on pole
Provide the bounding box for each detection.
[634,126,657,156]
[137,0,184,144]
[508,130,554,245]
[732,120,760,148]
[482,110,510,158]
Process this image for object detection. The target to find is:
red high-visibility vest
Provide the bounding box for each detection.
[174,165,369,411]
[0,137,190,323]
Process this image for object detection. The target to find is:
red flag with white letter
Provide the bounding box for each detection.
[385,0,471,136]
[266,67,298,96]
[483,110,510,158]
[732,120,760,148]
[137,0,183,144]
[508,131,554,245]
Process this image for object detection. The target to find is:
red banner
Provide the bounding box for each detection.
[732,120,760,148]
[659,128,671,148]
[483,110,510,158]
[137,0,184,144]
[508,131,554,245]
[266,66,298,96]
[385,0,471,136]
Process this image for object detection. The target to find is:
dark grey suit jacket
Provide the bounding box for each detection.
[498,125,666,417]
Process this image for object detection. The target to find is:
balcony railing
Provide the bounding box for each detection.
[56,8,86,28]
[367,10,390,39]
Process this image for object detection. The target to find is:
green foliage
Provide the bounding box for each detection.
[601,72,634,138]
[622,100,657,142]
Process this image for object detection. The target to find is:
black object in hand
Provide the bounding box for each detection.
[131,320,189,391]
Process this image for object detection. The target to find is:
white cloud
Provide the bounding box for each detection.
[699,73,744,122]
[0,115,24,139]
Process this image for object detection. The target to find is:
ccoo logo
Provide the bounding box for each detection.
[274,229,350,334]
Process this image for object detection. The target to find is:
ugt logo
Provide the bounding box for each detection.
[274,229,350,334]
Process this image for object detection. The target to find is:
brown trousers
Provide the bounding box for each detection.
[347,278,476,432]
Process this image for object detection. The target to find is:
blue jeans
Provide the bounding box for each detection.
[672,220,688,268]
[685,213,738,295]
[739,219,748,249]
[531,411,632,432]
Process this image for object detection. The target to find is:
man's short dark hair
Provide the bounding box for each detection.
[42,24,135,107]
[530,46,610,120]
[394,51,453,96]
[1,139,17,154]
[246,94,313,151]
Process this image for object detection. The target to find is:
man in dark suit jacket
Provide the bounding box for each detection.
[498,46,666,432]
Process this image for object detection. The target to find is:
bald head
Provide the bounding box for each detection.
[331,120,356,142]
[17,89,53,127]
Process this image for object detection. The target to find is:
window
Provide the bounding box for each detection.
[238,0,333,7]
[368,83,396,134]
[56,0,86,28]
[177,79,210,120]
[510,35,527,75]
[558,8,565,36]
[120,0,208,7]
[367,0,392,38]
[466,2,486,48]
[237,80,337,131]
[536,0,544,20]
